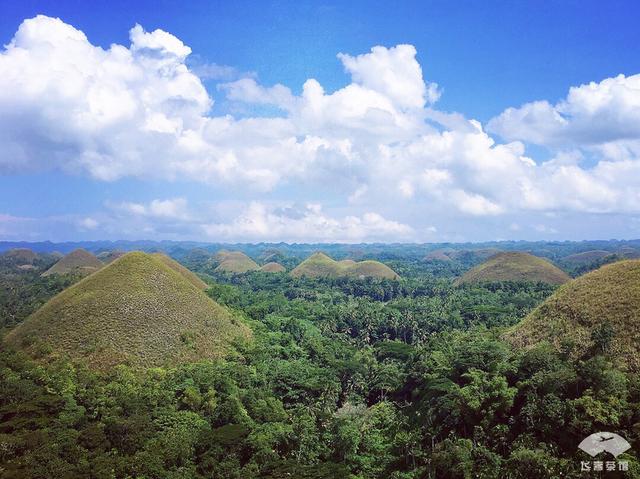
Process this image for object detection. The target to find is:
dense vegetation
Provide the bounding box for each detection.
[1,242,639,477]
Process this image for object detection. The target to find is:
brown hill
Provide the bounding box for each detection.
[260,262,286,273]
[455,252,570,285]
[42,249,103,277]
[214,251,260,273]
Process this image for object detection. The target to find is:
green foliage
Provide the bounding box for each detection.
[1,244,639,477]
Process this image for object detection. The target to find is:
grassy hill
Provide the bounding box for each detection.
[505,260,640,369]
[260,262,286,273]
[455,252,570,285]
[290,252,399,280]
[151,253,208,289]
[42,248,103,277]
[4,252,250,369]
[214,251,260,273]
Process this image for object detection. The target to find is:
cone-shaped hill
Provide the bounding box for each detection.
[260,262,286,273]
[4,252,250,369]
[505,260,640,369]
[151,253,208,289]
[214,251,260,273]
[455,252,570,285]
[290,252,399,280]
[42,248,103,277]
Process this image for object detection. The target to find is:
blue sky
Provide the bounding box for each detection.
[1,1,640,242]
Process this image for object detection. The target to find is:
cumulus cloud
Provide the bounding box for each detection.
[2,16,640,242]
[202,202,414,242]
[109,198,191,220]
[488,74,640,147]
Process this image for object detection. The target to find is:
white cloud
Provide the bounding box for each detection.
[2,16,640,242]
[79,217,99,230]
[202,202,413,242]
[110,197,191,220]
[488,73,640,147]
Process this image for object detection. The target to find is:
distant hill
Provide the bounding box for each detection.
[618,246,640,259]
[3,248,38,265]
[424,249,454,262]
[455,252,570,285]
[505,260,640,369]
[42,249,103,277]
[290,252,399,280]
[260,262,286,273]
[96,250,126,264]
[423,247,502,263]
[562,250,613,265]
[214,251,260,273]
[4,252,250,369]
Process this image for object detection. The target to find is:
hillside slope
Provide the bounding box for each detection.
[152,253,208,289]
[505,260,640,369]
[455,252,569,285]
[5,252,250,369]
[42,248,103,277]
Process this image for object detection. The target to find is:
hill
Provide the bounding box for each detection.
[151,253,208,289]
[290,252,399,280]
[505,260,640,369]
[214,251,260,273]
[260,262,286,273]
[424,249,454,262]
[562,250,612,265]
[41,248,103,277]
[4,252,250,369]
[3,248,38,265]
[96,250,126,264]
[455,252,570,285]
[618,246,640,259]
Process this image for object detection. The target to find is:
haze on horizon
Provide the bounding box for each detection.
[1,1,640,244]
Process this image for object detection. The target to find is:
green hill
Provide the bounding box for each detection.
[214,251,260,273]
[505,260,640,369]
[290,252,399,280]
[260,262,286,273]
[455,252,570,285]
[41,248,103,277]
[4,252,250,369]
